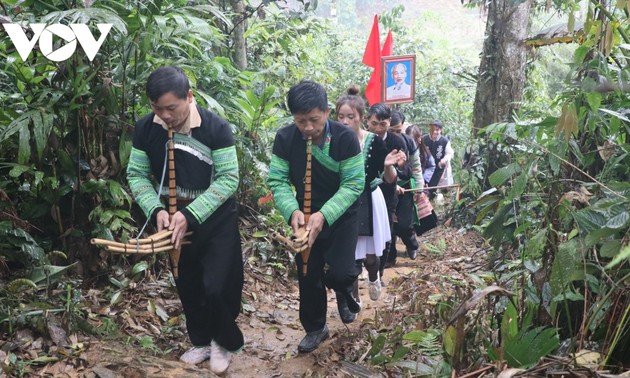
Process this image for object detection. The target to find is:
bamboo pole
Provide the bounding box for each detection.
[404,184,460,193]
[300,137,312,275]
[167,128,182,278]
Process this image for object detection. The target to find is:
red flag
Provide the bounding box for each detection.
[381,31,393,57]
[362,15,380,68]
[365,69,381,105]
[365,30,394,105]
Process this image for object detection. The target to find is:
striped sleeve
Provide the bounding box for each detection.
[319,152,364,225]
[181,145,239,224]
[267,154,299,222]
[127,147,164,218]
[410,149,423,188]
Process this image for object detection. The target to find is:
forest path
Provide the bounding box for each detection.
[20,226,487,378]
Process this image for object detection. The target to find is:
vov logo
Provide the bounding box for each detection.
[3,23,113,62]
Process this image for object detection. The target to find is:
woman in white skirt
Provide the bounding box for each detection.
[335,86,401,307]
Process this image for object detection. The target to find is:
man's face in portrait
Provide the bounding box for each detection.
[391,64,407,85]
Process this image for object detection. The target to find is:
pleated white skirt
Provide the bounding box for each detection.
[355,186,391,259]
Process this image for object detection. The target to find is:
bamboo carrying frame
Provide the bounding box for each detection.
[91,127,190,278]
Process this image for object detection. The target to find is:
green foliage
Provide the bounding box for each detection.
[503,327,560,368]
[0,221,45,266]
[467,1,630,368]
[425,238,446,255]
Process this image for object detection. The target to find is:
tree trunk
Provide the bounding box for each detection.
[472,0,531,135]
[472,0,531,180]
[231,0,247,70]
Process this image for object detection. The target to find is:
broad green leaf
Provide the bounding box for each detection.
[483,203,511,247]
[568,12,575,33]
[403,330,429,343]
[508,170,528,199]
[552,291,585,302]
[574,208,607,234]
[599,108,630,122]
[40,8,127,35]
[110,291,123,306]
[18,123,31,165]
[606,212,629,229]
[132,261,149,275]
[550,240,583,296]
[196,90,225,117]
[585,227,618,247]
[57,150,75,177]
[472,195,501,223]
[29,263,76,285]
[392,346,409,360]
[32,111,54,161]
[504,327,559,368]
[501,301,518,342]
[30,356,60,364]
[488,163,520,187]
[390,360,434,375]
[371,354,387,365]
[368,334,385,356]
[600,240,621,258]
[119,128,133,170]
[525,228,547,259]
[586,92,601,111]
[605,244,630,270]
[8,164,30,178]
[443,325,457,357]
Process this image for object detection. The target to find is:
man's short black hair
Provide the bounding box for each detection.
[287,80,328,114]
[367,103,391,121]
[390,109,404,127]
[146,66,190,102]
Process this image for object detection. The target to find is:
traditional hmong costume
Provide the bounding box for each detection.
[355,132,391,259]
[422,134,454,194]
[267,120,364,333]
[377,131,412,273]
[127,103,244,352]
[387,132,420,263]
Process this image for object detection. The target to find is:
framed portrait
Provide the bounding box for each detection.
[381,55,415,104]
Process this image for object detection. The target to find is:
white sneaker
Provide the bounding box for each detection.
[209,340,232,375]
[179,345,212,365]
[368,279,381,301]
[436,192,444,204]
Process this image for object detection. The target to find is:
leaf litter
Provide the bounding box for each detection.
[0,226,626,377]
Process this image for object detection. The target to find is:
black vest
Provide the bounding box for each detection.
[422,135,449,164]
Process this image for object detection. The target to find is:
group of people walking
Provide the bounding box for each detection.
[125,66,454,375]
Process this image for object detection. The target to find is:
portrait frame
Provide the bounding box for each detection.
[381,54,416,105]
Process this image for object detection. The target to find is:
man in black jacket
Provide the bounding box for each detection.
[267,80,365,353]
[388,110,421,263]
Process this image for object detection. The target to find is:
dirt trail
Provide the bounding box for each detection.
[15,226,486,378]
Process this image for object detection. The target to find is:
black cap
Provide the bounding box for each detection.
[430,120,444,129]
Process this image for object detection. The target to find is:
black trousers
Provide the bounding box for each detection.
[296,214,359,333]
[175,201,244,352]
[415,210,438,236]
[388,191,418,261]
[428,165,445,197]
